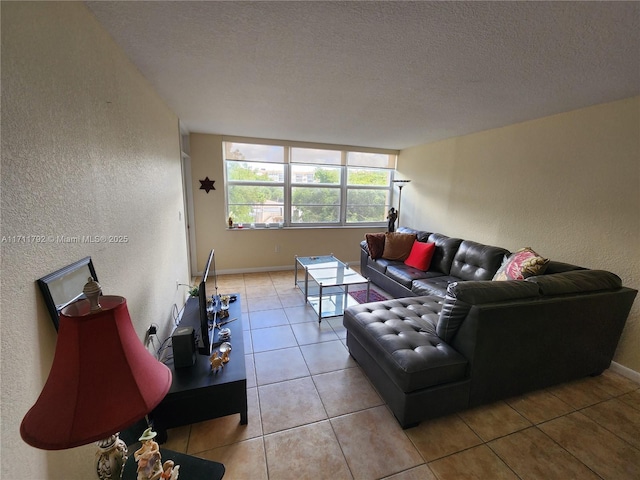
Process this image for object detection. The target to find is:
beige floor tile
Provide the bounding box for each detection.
[381,464,437,480]
[247,295,283,311]
[331,405,423,480]
[546,377,612,409]
[582,397,640,449]
[258,376,327,434]
[326,316,348,339]
[273,284,299,296]
[187,387,262,454]
[163,424,191,453]
[540,411,640,480]
[301,341,354,376]
[489,426,601,479]
[619,389,640,410]
[284,305,320,324]
[596,370,640,396]
[244,329,253,353]
[406,414,482,462]
[254,346,309,385]
[458,401,531,442]
[244,272,274,285]
[251,324,298,353]
[269,269,295,281]
[198,437,268,480]
[249,308,289,329]
[245,353,256,388]
[429,444,519,480]
[264,420,353,479]
[292,321,340,347]
[506,388,574,424]
[245,284,278,298]
[278,291,306,307]
[313,367,383,417]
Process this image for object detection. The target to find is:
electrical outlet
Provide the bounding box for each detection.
[275,244,281,253]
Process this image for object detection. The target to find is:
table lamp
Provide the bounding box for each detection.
[20,279,172,480]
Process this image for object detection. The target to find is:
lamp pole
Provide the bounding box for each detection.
[392,179,411,227]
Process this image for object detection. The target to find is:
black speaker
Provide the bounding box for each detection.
[172,326,196,368]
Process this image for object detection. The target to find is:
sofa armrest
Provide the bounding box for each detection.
[526,270,622,295]
[436,280,540,343]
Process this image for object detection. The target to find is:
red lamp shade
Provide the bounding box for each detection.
[20,296,172,450]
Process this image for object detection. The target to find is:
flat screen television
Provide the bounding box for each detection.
[197,249,218,355]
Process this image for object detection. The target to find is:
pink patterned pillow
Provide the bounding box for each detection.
[493,247,549,281]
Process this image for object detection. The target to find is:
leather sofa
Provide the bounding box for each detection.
[344,227,637,428]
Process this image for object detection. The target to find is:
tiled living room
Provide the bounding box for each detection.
[161,271,640,480]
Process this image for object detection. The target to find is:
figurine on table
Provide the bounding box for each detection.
[387,207,397,232]
[161,460,180,480]
[134,428,162,480]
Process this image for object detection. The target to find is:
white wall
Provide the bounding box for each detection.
[188,133,377,273]
[1,3,189,478]
[398,97,640,372]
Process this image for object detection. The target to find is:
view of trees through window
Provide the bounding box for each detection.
[224,141,395,226]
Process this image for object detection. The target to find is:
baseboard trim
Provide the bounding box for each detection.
[610,361,640,385]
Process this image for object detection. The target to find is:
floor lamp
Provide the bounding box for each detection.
[392,179,411,227]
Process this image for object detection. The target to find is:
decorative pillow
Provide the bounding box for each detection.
[365,233,386,260]
[382,232,417,261]
[493,247,550,281]
[404,241,436,271]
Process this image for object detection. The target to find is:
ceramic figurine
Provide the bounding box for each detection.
[221,350,230,364]
[387,207,397,232]
[134,428,162,480]
[209,351,224,372]
[228,217,233,228]
[160,460,180,480]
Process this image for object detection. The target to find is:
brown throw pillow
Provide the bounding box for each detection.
[365,233,386,259]
[382,232,417,261]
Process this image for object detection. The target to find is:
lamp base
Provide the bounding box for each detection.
[96,433,128,480]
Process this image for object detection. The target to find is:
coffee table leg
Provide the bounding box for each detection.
[366,281,370,302]
[318,283,323,323]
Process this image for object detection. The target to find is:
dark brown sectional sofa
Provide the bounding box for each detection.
[344,227,637,428]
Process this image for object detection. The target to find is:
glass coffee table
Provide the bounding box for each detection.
[295,254,370,322]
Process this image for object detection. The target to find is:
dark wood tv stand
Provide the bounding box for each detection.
[150,294,247,443]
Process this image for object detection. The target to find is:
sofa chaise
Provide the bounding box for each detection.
[343,227,637,428]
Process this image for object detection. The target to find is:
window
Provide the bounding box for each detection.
[224,139,396,227]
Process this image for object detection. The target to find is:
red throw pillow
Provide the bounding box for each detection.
[404,241,436,271]
[365,233,386,259]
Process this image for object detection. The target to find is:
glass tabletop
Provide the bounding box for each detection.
[306,264,367,287]
[295,255,345,270]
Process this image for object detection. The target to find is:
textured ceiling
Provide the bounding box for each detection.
[86,1,640,150]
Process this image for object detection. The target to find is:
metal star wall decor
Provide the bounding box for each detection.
[199,177,215,193]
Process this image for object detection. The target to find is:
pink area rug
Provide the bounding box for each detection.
[349,289,389,304]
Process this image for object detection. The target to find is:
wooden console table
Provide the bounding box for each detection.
[150,294,247,442]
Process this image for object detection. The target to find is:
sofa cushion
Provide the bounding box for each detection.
[426,233,463,274]
[343,297,468,392]
[386,264,432,288]
[450,240,510,281]
[412,275,462,297]
[526,270,622,295]
[404,241,436,271]
[382,232,417,261]
[436,280,541,342]
[368,257,402,274]
[493,247,549,281]
[365,233,386,259]
[397,227,431,242]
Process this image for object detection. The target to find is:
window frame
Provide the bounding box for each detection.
[223,138,397,228]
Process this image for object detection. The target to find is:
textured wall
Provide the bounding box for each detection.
[399,97,640,372]
[188,133,375,273]
[1,3,189,478]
